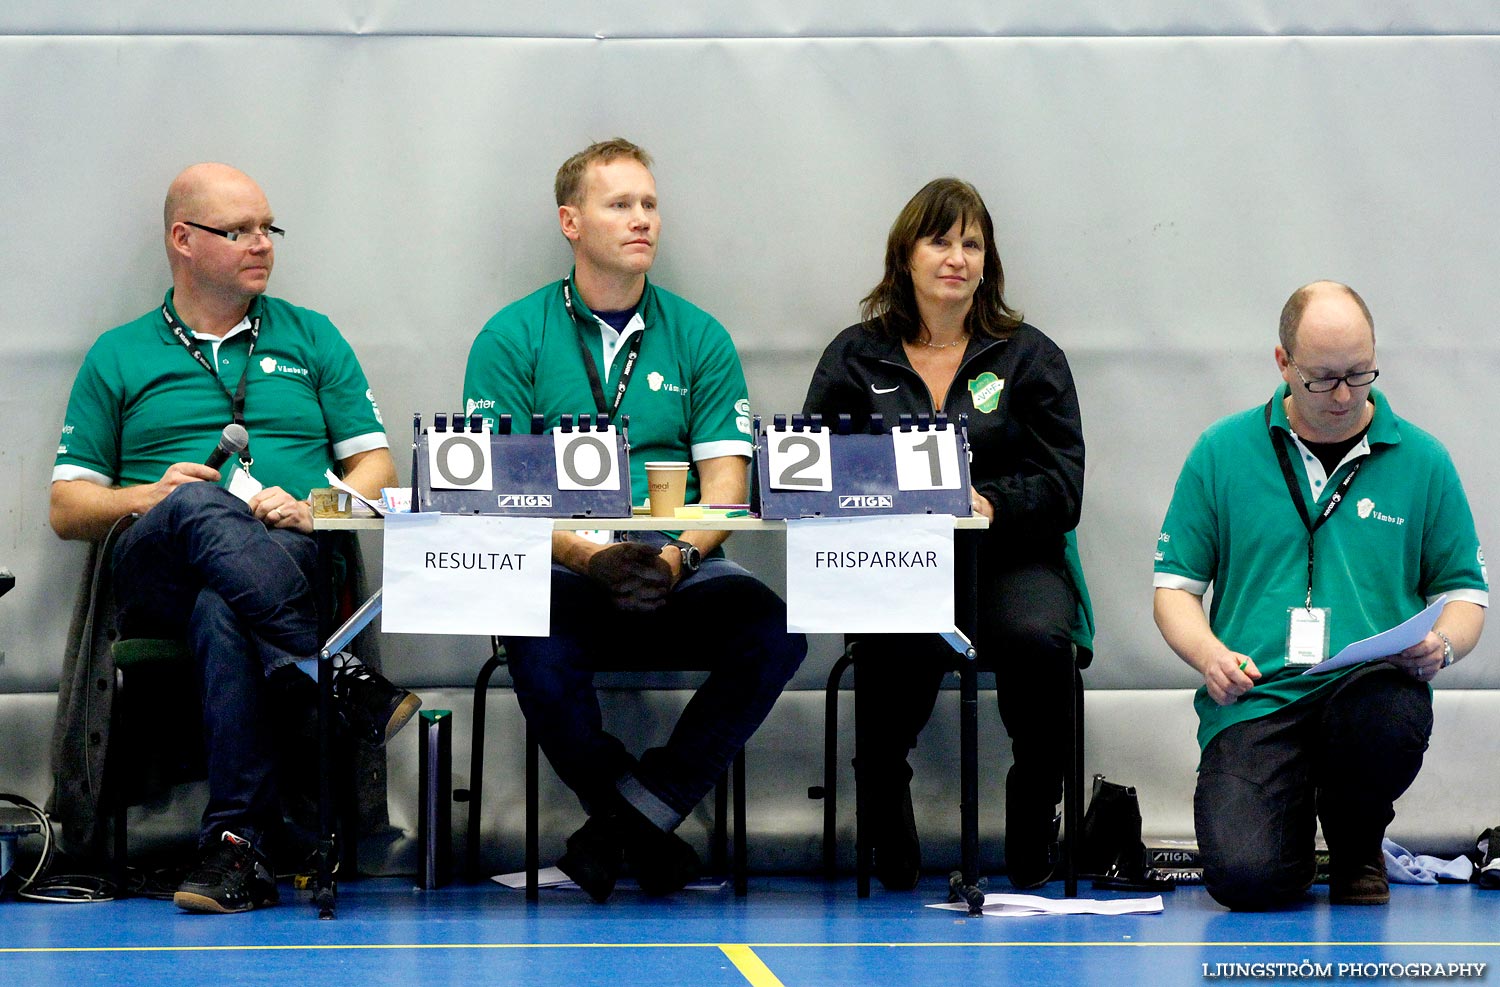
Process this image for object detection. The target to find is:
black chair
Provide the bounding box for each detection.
[815,637,1086,899]
[94,516,358,917]
[466,638,747,898]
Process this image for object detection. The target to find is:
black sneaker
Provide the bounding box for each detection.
[557,815,624,904]
[616,804,702,897]
[331,653,421,746]
[869,780,922,892]
[173,831,279,914]
[1005,767,1060,891]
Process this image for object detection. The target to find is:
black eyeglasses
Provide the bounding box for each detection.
[183,221,285,244]
[1290,360,1380,393]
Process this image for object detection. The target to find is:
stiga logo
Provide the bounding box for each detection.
[498,494,553,508]
[838,495,893,509]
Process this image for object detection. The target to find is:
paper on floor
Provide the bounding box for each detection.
[927,893,1164,917]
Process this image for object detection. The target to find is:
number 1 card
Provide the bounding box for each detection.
[891,426,961,491]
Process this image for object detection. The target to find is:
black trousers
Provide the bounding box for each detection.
[852,551,1076,808]
[1195,662,1433,911]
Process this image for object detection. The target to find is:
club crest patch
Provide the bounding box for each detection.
[968,373,1005,413]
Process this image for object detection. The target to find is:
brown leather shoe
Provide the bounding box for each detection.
[1329,854,1389,905]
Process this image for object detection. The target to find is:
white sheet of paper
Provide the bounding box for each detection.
[490,867,725,892]
[381,513,553,636]
[1300,594,1447,676]
[323,468,383,516]
[927,893,1164,917]
[784,514,953,633]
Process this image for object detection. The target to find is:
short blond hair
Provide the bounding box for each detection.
[554,138,653,207]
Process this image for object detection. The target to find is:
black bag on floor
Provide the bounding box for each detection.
[1081,774,1175,892]
[1472,826,1500,890]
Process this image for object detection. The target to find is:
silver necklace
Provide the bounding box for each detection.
[918,334,967,349]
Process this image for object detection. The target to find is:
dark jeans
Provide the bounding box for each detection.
[504,555,807,830]
[853,553,1076,809]
[110,482,319,848]
[1195,662,1433,911]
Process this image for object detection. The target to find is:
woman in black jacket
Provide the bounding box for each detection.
[803,177,1087,891]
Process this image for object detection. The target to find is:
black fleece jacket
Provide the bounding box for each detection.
[802,321,1084,557]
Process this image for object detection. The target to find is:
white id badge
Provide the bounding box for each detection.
[1285,607,1330,667]
[227,466,263,504]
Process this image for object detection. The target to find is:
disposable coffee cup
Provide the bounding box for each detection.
[309,487,351,519]
[644,461,691,518]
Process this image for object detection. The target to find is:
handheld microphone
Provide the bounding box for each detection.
[205,423,249,470]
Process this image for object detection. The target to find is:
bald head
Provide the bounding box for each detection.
[1278,280,1375,355]
[163,163,265,232]
[162,163,277,313]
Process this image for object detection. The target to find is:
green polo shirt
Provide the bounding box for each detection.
[1154,386,1488,750]
[463,275,754,507]
[53,291,388,499]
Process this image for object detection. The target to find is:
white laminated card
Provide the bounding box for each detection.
[785,514,954,633]
[382,513,553,636]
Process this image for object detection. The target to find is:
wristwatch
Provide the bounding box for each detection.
[666,539,702,574]
[1435,629,1455,669]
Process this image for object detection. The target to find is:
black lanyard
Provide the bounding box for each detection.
[1266,399,1365,608]
[563,281,642,420]
[160,303,259,443]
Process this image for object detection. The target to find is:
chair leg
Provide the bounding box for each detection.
[111,670,129,896]
[466,643,507,883]
[851,646,873,898]
[821,650,853,881]
[315,648,338,919]
[525,719,539,902]
[712,771,729,876]
[1063,655,1084,898]
[732,749,747,896]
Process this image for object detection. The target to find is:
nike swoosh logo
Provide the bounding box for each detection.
[871,385,899,394]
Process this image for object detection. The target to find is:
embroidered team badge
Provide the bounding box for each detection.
[968,373,1005,414]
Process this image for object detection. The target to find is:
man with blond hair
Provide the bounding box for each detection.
[464,139,805,902]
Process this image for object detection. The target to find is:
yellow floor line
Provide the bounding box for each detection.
[720,944,787,987]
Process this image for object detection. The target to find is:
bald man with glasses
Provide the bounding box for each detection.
[1153,280,1486,911]
[49,163,417,913]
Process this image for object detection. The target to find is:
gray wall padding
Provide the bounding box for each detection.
[0,6,1494,872]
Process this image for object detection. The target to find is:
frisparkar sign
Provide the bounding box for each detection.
[783,514,954,633]
[381,513,553,636]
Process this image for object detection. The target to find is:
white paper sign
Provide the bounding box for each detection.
[766,427,833,492]
[553,427,622,491]
[891,426,962,490]
[784,514,954,633]
[428,429,493,490]
[381,513,553,635]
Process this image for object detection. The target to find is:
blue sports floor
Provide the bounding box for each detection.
[2,876,1495,985]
